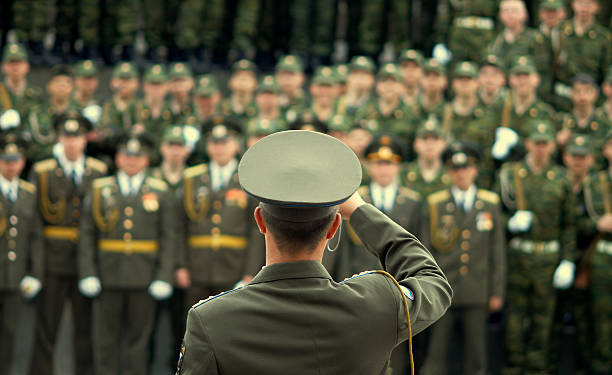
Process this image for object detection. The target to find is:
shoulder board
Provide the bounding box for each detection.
[427,189,450,205]
[33,158,58,173]
[145,177,168,191]
[476,189,499,204]
[85,157,108,174]
[398,186,421,201]
[183,164,208,179]
[193,287,243,309]
[18,179,35,194]
[93,176,115,189]
[357,185,370,196]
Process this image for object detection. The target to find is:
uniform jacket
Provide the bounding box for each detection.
[31,157,107,275]
[0,179,44,291]
[78,174,176,289]
[178,204,452,375]
[423,187,505,306]
[179,163,265,286]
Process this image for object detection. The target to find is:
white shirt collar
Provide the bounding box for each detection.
[210,159,237,191]
[117,170,146,196]
[58,147,85,178]
[0,174,19,200]
[370,180,398,212]
[451,184,477,212]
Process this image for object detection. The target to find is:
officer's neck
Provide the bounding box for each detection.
[378,95,400,114]
[50,95,70,112]
[569,170,588,193]
[231,91,253,107]
[573,104,594,124]
[573,17,594,36]
[264,236,325,266]
[452,94,477,115]
[526,154,550,174]
[479,88,500,105]
[5,77,26,95]
[512,91,536,114]
[74,91,94,106]
[422,91,443,109]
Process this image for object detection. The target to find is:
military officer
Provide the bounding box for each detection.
[535,0,567,106]
[397,49,424,106]
[477,54,507,111]
[340,56,376,123]
[168,62,197,127]
[70,60,101,113]
[274,55,308,115]
[178,118,265,309]
[250,75,286,129]
[78,132,176,375]
[0,133,43,375]
[177,129,452,375]
[219,59,258,123]
[403,117,451,198]
[29,113,107,375]
[100,62,139,137]
[134,64,173,148]
[421,141,505,375]
[293,66,342,126]
[498,120,576,375]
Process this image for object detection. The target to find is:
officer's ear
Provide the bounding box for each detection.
[254,206,267,235]
[325,213,342,240]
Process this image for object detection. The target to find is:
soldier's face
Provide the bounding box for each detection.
[421,73,447,94]
[46,76,73,99]
[526,140,555,161]
[112,78,139,97]
[414,136,446,161]
[448,165,477,190]
[169,78,194,97]
[400,62,423,86]
[368,160,400,187]
[160,142,189,165]
[347,71,375,92]
[499,0,527,28]
[255,92,280,111]
[376,78,401,100]
[143,82,168,101]
[116,153,149,176]
[345,128,372,157]
[310,84,336,103]
[572,0,599,21]
[1,61,29,80]
[59,134,87,161]
[571,83,598,107]
[229,71,257,93]
[206,138,239,166]
[539,8,566,27]
[510,73,539,95]
[603,82,612,99]
[194,94,221,115]
[563,152,593,175]
[0,157,24,180]
[452,77,479,97]
[74,77,99,95]
[478,66,505,93]
[275,71,304,94]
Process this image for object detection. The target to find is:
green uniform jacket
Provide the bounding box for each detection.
[423,188,505,306]
[0,180,44,290]
[355,99,420,146]
[31,157,108,276]
[0,83,44,128]
[179,163,265,285]
[402,161,451,199]
[178,204,452,375]
[78,175,176,288]
[558,111,611,169]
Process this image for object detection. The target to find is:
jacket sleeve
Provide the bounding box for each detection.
[156,189,176,283]
[349,203,452,340]
[179,308,219,375]
[489,201,506,301]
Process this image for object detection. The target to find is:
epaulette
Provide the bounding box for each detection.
[357,185,369,197]
[341,270,377,283]
[183,164,208,179]
[145,177,168,191]
[193,287,242,309]
[93,176,115,189]
[477,189,500,204]
[427,189,450,205]
[18,179,35,194]
[398,186,421,201]
[33,158,58,174]
[85,157,108,174]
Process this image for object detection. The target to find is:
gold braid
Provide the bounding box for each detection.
[38,171,66,224]
[0,202,7,237]
[183,176,209,222]
[92,186,119,232]
[0,83,12,110]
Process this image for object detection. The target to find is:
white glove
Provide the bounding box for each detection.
[183,125,201,151]
[148,280,173,300]
[495,127,519,147]
[20,276,42,299]
[78,276,102,298]
[0,109,21,130]
[553,260,575,289]
[492,141,512,160]
[82,105,102,125]
[432,43,452,66]
[508,210,534,233]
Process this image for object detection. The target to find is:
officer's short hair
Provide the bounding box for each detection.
[260,207,337,254]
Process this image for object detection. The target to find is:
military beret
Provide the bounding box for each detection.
[232,59,257,73]
[453,61,478,79]
[202,117,242,141]
[312,66,337,86]
[257,75,281,94]
[290,113,328,133]
[169,62,193,79]
[275,55,304,73]
[423,58,446,75]
[527,120,554,142]
[113,61,138,79]
[364,135,405,163]
[144,64,168,83]
[246,118,282,137]
[442,141,481,168]
[0,132,26,161]
[377,63,402,81]
[194,74,219,96]
[349,56,376,74]
[2,43,27,63]
[238,130,362,222]
[566,134,592,156]
[74,60,99,77]
[398,49,424,66]
[162,126,187,145]
[510,56,536,75]
[53,112,92,135]
[115,132,155,156]
[416,115,443,137]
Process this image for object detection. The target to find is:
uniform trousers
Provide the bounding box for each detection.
[0,291,20,375]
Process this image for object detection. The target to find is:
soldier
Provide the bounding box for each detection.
[498,120,576,374]
[397,49,424,107]
[70,60,101,112]
[536,0,567,105]
[556,74,611,169]
[168,62,197,127]
[291,66,342,126]
[477,54,507,111]
[334,63,349,97]
[402,117,450,199]
[421,141,505,375]
[134,64,173,144]
[100,62,139,138]
[29,113,107,375]
[356,63,419,148]
[414,59,448,122]
[578,131,612,375]
[327,114,351,145]
[178,119,265,309]
[245,118,282,148]
[554,0,612,110]
[219,59,258,124]
[274,55,307,116]
[193,74,221,126]
[251,75,286,128]
[0,43,43,131]
[78,132,175,375]
[0,133,43,375]
[340,56,376,123]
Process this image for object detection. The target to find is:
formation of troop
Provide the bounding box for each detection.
[0,0,611,374]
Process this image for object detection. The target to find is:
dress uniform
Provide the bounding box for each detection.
[413,59,448,123]
[498,121,576,375]
[177,130,452,375]
[78,133,176,375]
[421,142,505,375]
[29,114,107,375]
[179,119,265,308]
[0,134,43,375]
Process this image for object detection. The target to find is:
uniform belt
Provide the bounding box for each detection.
[596,240,612,255]
[98,239,159,254]
[509,238,559,254]
[44,226,79,241]
[454,16,494,31]
[189,235,247,250]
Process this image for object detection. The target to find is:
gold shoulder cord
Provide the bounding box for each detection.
[512,164,527,210]
[501,93,512,128]
[92,186,119,232]
[0,202,7,237]
[598,171,612,214]
[39,171,66,223]
[0,83,12,109]
[441,104,453,142]
[429,200,458,252]
[183,176,209,222]
[372,270,414,375]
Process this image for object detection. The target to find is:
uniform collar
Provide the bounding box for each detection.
[250,260,332,285]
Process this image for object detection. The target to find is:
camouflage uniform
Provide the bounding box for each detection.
[557,110,611,169]
[487,27,550,75]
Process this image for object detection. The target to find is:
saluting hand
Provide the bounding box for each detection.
[338,192,366,221]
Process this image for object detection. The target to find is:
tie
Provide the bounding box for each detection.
[6,185,15,202]
[379,189,387,212]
